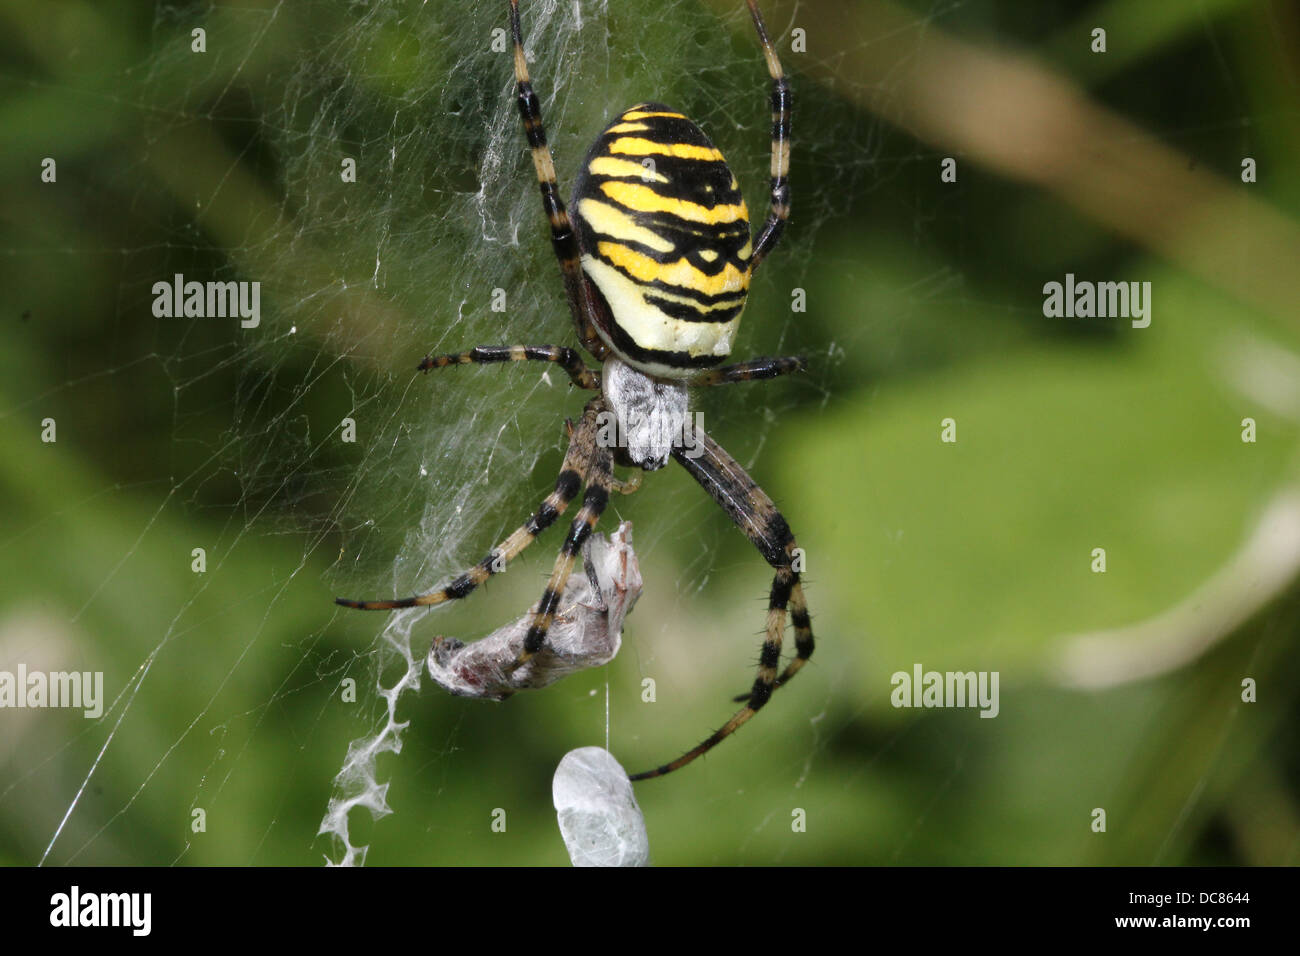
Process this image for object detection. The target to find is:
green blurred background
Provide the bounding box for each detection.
[2,0,1299,865]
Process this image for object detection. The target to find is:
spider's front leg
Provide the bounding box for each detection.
[335,398,604,610]
[628,426,815,781]
[509,436,615,671]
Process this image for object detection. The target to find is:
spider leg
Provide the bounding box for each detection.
[689,355,805,387]
[746,0,791,273]
[418,345,599,390]
[677,426,815,693]
[510,435,614,669]
[335,398,602,611]
[509,0,608,360]
[732,579,811,700]
[609,469,642,496]
[628,426,814,781]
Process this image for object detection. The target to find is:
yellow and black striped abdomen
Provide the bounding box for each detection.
[572,104,752,378]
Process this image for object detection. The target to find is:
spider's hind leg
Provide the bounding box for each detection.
[508,0,607,360]
[746,0,792,274]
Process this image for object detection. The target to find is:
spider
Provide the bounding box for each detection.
[337,0,815,781]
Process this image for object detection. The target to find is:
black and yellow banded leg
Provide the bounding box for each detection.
[335,399,603,611]
[631,563,798,781]
[729,578,813,700]
[418,345,600,390]
[689,355,805,387]
[782,579,815,686]
[509,0,607,360]
[746,0,791,272]
[511,440,615,668]
[629,425,815,781]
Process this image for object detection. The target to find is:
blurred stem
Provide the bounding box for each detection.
[1053,487,1300,689]
[718,0,1300,335]
[1089,580,1300,863]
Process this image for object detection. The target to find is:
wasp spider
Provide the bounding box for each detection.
[337,0,815,781]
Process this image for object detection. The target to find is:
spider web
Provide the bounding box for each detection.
[1,0,872,866]
[9,0,1293,870]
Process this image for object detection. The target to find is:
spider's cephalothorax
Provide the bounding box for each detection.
[601,356,688,471]
[337,0,815,783]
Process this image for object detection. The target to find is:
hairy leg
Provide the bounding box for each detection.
[689,355,805,386]
[511,437,615,667]
[418,345,599,390]
[335,398,603,610]
[629,426,814,780]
